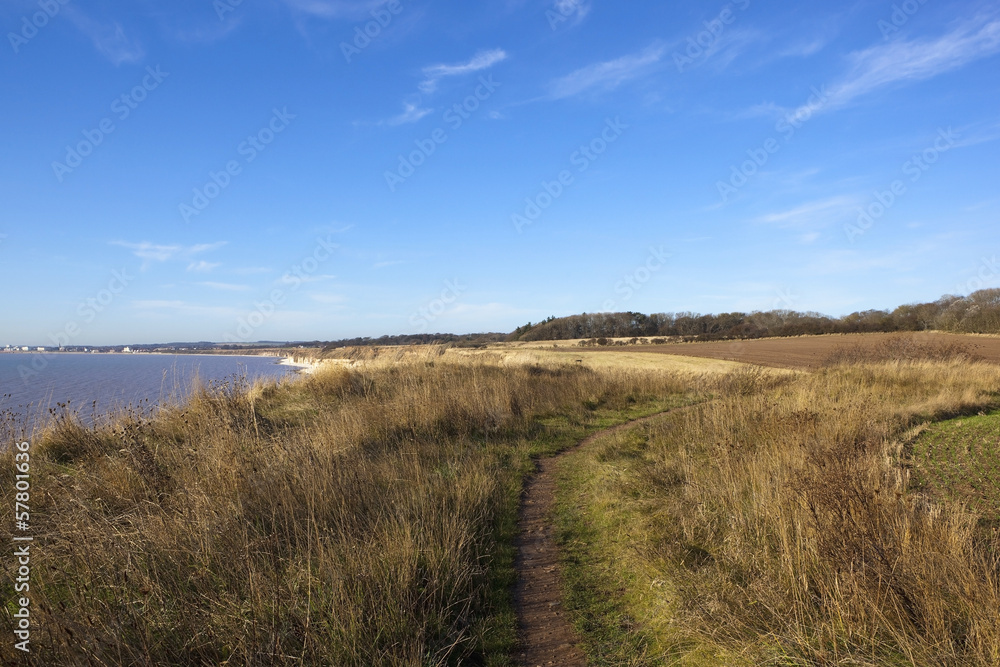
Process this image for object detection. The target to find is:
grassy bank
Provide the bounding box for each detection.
[555,360,1000,665]
[0,357,690,665]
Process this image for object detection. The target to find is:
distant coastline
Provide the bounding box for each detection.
[278,356,325,374]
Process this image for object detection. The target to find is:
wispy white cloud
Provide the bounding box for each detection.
[63,7,144,65]
[549,44,665,99]
[419,49,507,94]
[281,0,386,19]
[111,242,180,262]
[792,18,1000,117]
[385,101,433,126]
[112,241,227,267]
[711,29,765,70]
[171,19,243,45]
[950,121,1000,148]
[197,281,250,292]
[189,242,228,254]
[376,49,506,126]
[732,101,788,120]
[278,273,337,285]
[778,37,828,59]
[754,195,861,229]
[187,261,221,273]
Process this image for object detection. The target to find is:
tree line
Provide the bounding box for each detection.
[506,289,1000,342]
[313,289,1000,349]
[322,332,507,351]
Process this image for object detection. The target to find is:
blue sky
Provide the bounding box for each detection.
[1,0,998,345]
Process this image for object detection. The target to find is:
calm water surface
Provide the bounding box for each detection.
[0,353,298,424]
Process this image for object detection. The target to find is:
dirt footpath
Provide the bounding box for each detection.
[514,414,672,666]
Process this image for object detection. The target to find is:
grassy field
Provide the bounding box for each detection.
[2,338,999,665]
[0,353,694,665]
[554,356,1000,665]
[911,411,1000,521]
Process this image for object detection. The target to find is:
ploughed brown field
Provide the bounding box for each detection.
[582,331,1000,369]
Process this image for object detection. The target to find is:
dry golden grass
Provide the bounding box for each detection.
[319,343,751,377]
[0,356,690,665]
[557,360,1000,665]
[5,344,997,665]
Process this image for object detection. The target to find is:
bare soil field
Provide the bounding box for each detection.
[580,331,1000,370]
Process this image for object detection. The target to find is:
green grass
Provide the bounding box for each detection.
[474,397,700,666]
[553,397,725,667]
[480,401,694,666]
[911,410,1000,519]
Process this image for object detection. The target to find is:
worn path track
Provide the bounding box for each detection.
[514,412,673,667]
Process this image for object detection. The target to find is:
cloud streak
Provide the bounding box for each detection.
[419,49,507,94]
[197,282,251,292]
[549,44,665,99]
[63,7,145,65]
[378,49,506,125]
[112,241,227,266]
[281,0,386,19]
[755,195,861,229]
[793,18,1000,117]
[385,101,433,126]
[187,261,221,273]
